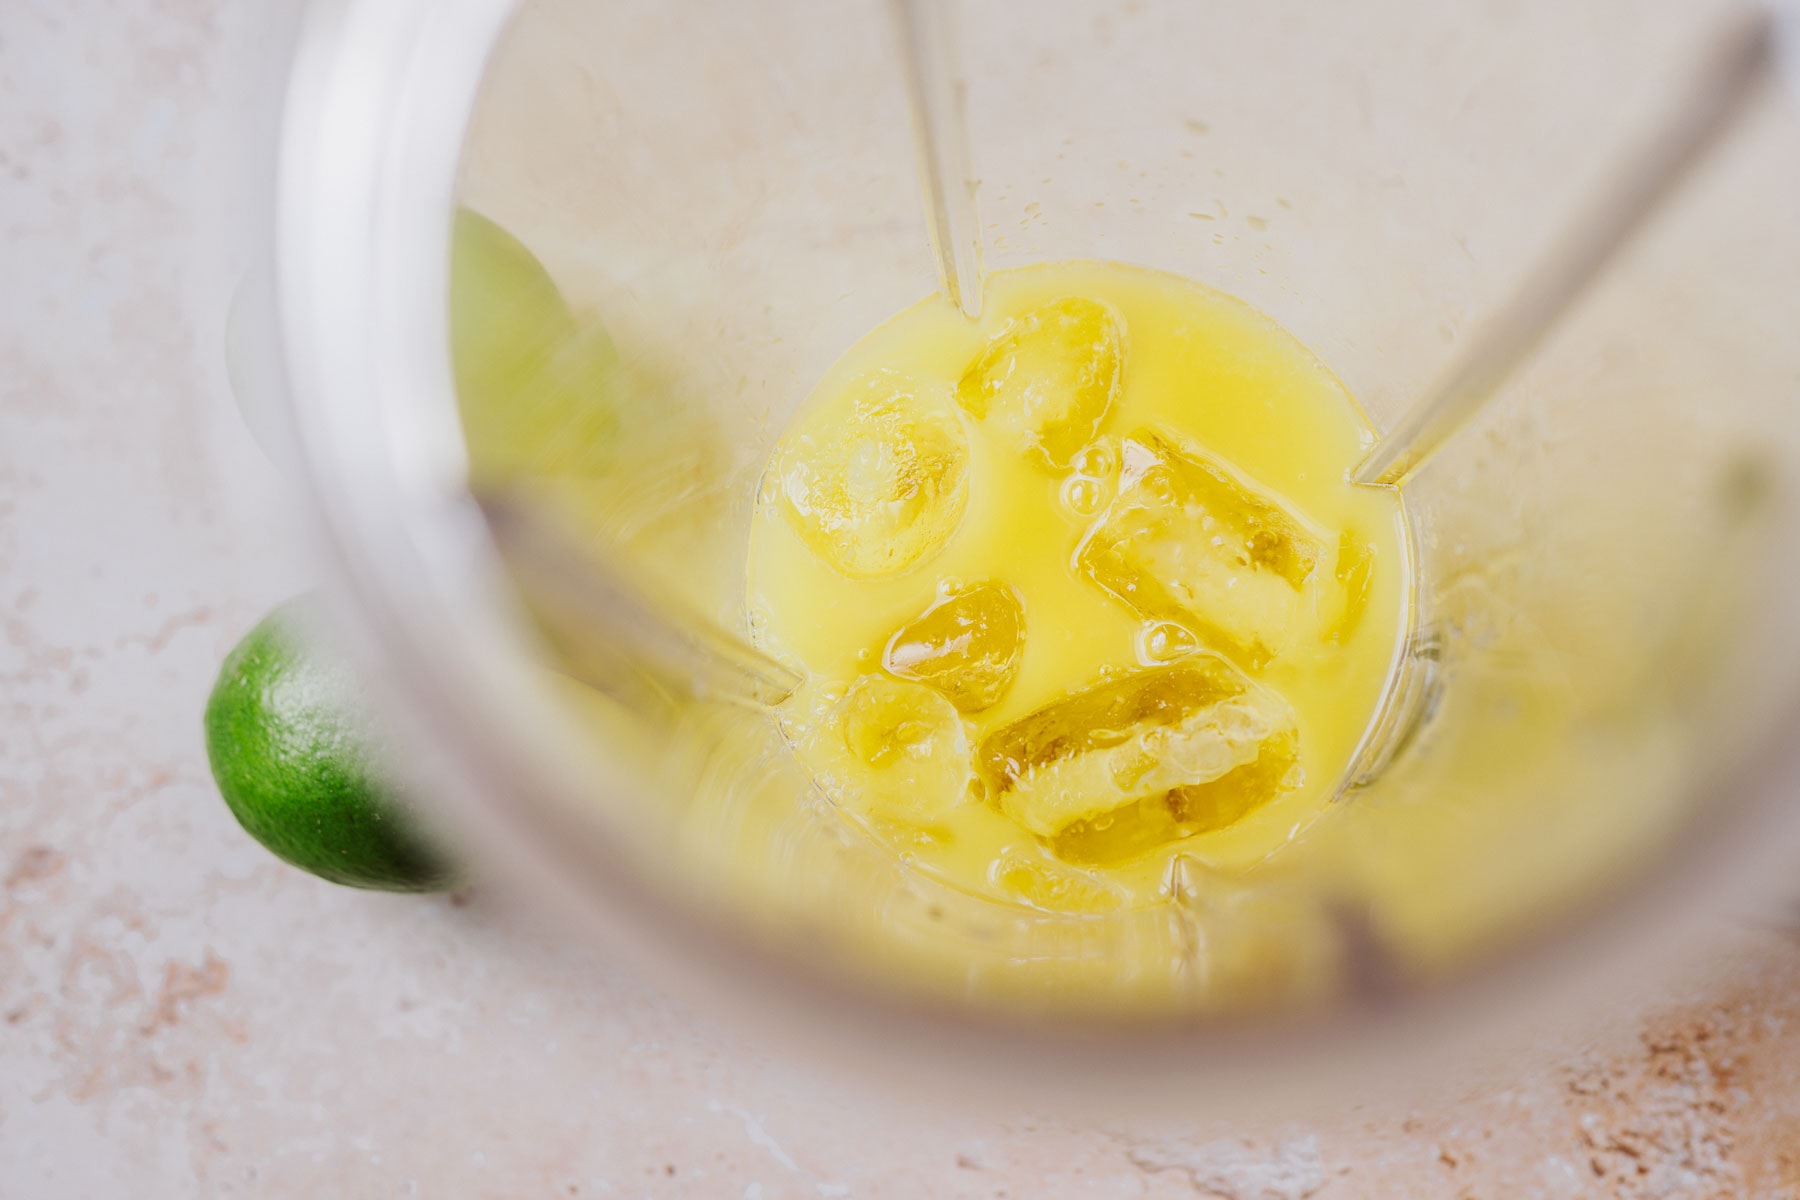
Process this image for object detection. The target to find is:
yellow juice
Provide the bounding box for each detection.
[747,260,1410,913]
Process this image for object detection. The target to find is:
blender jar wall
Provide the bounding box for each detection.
[276,0,1800,1058]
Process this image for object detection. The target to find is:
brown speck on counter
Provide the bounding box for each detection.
[140,953,230,1036]
[6,844,65,889]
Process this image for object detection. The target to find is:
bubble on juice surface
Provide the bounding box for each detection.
[776,369,971,580]
[1061,475,1109,517]
[1137,620,1201,665]
[1072,440,1119,480]
[1062,437,1121,516]
[956,297,1124,471]
[1076,429,1327,670]
[816,675,972,822]
[990,844,1127,913]
[882,580,1026,713]
[975,657,1299,856]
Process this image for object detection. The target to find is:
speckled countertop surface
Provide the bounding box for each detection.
[6,2,1800,1196]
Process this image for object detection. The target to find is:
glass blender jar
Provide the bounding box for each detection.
[266,0,1800,1084]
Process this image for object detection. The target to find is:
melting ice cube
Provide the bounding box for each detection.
[976,658,1299,857]
[777,370,971,580]
[989,844,1127,913]
[882,580,1026,713]
[817,675,972,822]
[1076,429,1327,669]
[1323,531,1378,648]
[956,297,1124,471]
[1052,727,1298,867]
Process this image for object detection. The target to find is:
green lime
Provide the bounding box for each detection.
[450,208,620,482]
[203,598,460,892]
[450,208,575,408]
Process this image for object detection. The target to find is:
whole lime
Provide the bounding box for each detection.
[450,207,621,484]
[450,207,577,412]
[203,598,460,892]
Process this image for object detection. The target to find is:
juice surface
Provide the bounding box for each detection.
[747,261,1409,913]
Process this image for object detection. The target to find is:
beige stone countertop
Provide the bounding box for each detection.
[6,2,1800,1196]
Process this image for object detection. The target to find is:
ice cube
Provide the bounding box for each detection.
[990,844,1126,913]
[1052,727,1298,866]
[1323,531,1377,648]
[976,657,1299,851]
[1076,429,1327,669]
[816,676,972,822]
[882,580,1026,713]
[956,297,1124,471]
[777,370,971,580]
